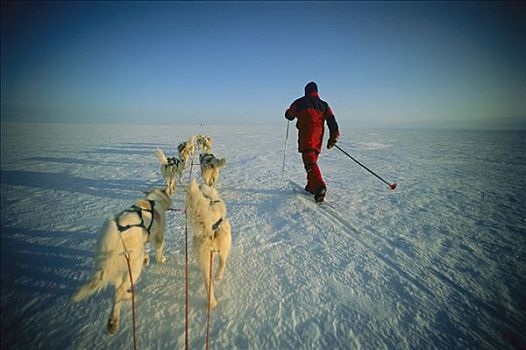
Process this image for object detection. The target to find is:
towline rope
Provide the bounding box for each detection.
[171,148,219,350]
[117,230,137,350]
[184,151,196,350]
[123,253,138,350]
[206,250,215,350]
[167,208,185,212]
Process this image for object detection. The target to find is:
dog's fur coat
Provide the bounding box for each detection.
[185,179,232,309]
[156,147,184,195]
[72,188,171,334]
[178,136,196,169]
[196,134,213,153]
[199,153,226,187]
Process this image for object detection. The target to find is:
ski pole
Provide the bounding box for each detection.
[334,144,397,190]
[280,120,290,186]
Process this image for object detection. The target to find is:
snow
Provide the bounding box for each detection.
[1,123,525,349]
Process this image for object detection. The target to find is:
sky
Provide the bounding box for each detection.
[1,1,525,129]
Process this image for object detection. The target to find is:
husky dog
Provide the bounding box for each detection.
[178,136,196,169]
[72,188,171,335]
[196,134,213,153]
[185,179,232,309]
[156,147,184,195]
[199,153,226,187]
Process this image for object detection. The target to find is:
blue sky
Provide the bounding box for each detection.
[1,1,525,128]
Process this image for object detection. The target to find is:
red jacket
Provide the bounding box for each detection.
[285,91,339,153]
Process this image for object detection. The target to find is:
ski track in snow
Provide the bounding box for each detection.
[1,123,525,349]
[291,185,519,349]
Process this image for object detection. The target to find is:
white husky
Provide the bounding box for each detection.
[185,179,232,309]
[72,188,172,335]
[156,147,184,195]
[199,153,226,187]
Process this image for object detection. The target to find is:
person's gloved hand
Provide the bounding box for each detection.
[327,137,338,149]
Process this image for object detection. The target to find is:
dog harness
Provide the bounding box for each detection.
[199,153,215,164]
[167,157,182,167]
[116,200,156,237]
[177,142,189,153]
[212,218,223,232]
[207,217,224,241]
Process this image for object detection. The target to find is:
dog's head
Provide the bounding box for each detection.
[142,188,172,208]
[197,135,213,151]
[199,153,226,170]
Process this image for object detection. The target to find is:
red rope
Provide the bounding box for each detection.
[206,250,214,350]
[184,152,195,350]
[167,208,185,212]
[188,152,195,180]
[184,218,189,350]
[124,254,137,350]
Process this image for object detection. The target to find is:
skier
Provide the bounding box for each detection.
[285,82,340,203]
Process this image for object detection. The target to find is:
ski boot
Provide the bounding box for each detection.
[314,185,326,203]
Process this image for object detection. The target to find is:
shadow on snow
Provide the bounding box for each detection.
[0,170,147,200]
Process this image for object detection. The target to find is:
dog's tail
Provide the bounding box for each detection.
[72,218,122,302]
[156,147,168,165]
[211,158,226,169]
[72,270,105,302]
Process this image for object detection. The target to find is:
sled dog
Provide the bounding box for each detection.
[72,188,172,335]
[178,136,196,168]
[196,134,213,153]
[199,152,226,187]
[156,147,184,195]
[185,179,232,309]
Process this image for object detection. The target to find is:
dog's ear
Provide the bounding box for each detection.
[135,199,152,210]
[141,190,149,195]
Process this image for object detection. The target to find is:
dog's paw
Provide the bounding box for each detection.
[157,255,167,264]
[122,291,133,302]
[107,317,119,335]
[215,272,224,281]
[209,298,218,309]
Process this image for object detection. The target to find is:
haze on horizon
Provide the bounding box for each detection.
[1,1,525,129]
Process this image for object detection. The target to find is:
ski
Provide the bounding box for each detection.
[289,181,360,238]
[288,181,335,208]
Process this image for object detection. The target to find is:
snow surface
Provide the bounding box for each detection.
[1,123,525,349]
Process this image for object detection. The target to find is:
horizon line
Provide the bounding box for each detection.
[1,120,525,132]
